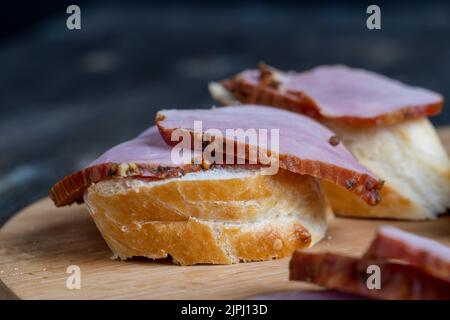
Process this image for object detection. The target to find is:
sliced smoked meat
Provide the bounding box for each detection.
[49,127,203,207]
[156,105,383,205]
[365,226,450,282]
[219,64,443,125]
[290,251,450,300]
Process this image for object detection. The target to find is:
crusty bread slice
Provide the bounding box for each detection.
[322,118,450,220]
[84,167,332,265]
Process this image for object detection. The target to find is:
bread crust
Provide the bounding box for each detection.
[84,168,332,265]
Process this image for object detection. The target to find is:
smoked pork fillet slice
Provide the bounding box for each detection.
[289,251,450,300]
[156,105,383,205]
[218,64,443,125]
[365,226,450,282]
[50,127,203,206]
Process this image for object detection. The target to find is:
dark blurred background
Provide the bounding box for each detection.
[1,0,450,224]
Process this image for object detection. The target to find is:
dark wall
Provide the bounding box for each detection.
[0,1,449,223]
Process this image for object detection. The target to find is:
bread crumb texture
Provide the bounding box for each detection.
[323,118,450,220]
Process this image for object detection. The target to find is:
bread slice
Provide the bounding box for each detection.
[84,167,332,265]
[322,118,450,220]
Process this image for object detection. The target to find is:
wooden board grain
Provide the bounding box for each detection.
[1,128,450,300]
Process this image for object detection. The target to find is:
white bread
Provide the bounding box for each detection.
[322,118,450,220]
[209,82,237,105]
[84,167,332,265]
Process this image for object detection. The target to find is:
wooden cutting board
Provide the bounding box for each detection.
[1,128,450,300]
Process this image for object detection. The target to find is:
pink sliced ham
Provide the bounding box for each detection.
[50,127,203,207]
[289,251,450,300]
[221,64,443,125]
[156,105,383,205]
[290,226,450,300]
[365,226,450,282]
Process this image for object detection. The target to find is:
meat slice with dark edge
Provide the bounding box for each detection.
[156,105,383,205]
[365,226,450,282]
[218,63,443,125]
[289,251,450,300]
[50,127,204,206]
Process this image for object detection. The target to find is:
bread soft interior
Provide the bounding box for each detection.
[322,118,450,220]
[84,167,332,265]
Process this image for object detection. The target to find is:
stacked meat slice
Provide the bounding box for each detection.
[290,226,450,300]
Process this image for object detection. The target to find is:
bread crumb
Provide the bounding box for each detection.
[118,163,129,176]
[129,162,137,170]
[201,160,211,170]
[273,239,283,251]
